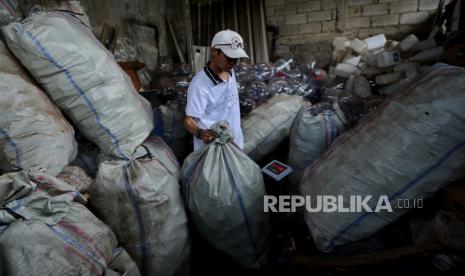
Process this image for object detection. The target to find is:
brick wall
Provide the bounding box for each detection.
[265,0,446,67]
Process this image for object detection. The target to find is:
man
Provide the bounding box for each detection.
[184,29,248,151]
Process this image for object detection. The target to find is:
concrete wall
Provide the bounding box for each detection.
[265,0,447,67]
[81,0,187,66]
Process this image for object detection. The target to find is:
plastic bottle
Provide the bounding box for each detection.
[363,34,387,51]
[409,47,444,63]
[272,58,294,73]
[378,79,409,96]
[333,37,350,51]
[377,51,401,68]
[345,75,354,91]
[375,71,405,85]
[343,53,362,66]
[354,75,372,98]
[399,34,419,52]
[350,38,368,54]
[253,63,274,81]
[385,40,400,50]
[394,62,419,79]
[411,39,437,52]
[361,66,385,78]
[334,63,360,78]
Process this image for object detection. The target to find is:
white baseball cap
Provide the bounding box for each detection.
[211,29,249,59]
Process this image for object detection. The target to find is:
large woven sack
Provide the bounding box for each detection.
[2,11,153,159]
[300,64,465,252]
[90,140,190,276]
[182,121,270,268]
[0,38,76,176]
[0,171,140,276]
[242,94,303,161]
[287,102,347,188]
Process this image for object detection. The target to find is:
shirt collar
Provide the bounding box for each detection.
[204,61,233,86]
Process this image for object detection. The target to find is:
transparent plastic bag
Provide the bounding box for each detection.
[272,58,294,73]
[268,78,291,96]
[234,62,254,82]
[253,63,274,82]
[245,81,271,103]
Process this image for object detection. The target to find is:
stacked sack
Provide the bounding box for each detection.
[90,136,190,275]
[182,121,270,268]
[2,10,191,275]
[300,64,465,252]
[242,94,304,162]
[287,102,347,188]
[0,36,76,176]
[2,11,153,160]
[0,171,140,275]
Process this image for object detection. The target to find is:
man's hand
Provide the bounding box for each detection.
[184,116,219,144]
[199,129,219,144]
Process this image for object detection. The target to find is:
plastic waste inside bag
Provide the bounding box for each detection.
[137,68,152,89]
[245,81,271,103]
[113,36,137,62]
[283,69,305,85]
[272,58,294,73]
[163,87,178,99]
[156,63,174,75]
[176,90,188,107]
[239,98,255,116]
[308,68,328,87]
[173,63,194,77]
[234,62,254,82]
[268,78,292,95]
[237,81,249,95]
[303,68,328,103]
[253,63,274,82]
[321,88,363,126]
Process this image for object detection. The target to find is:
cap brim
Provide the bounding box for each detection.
[218,46,249,59]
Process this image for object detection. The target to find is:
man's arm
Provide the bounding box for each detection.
[184,116,219,144]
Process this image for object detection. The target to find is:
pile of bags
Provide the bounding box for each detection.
[91,137,190,275]
[2,11,153,160]
[242,94,304,162]
[300,64,465,251]
[0,38,76,176]
[0,9,191,275]
[0,171,140,276]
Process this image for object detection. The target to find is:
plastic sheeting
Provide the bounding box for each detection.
[2,11,153,159]
[90,141,190,276]
[287,102,347,188]
[300,64,465,252]
[242,94,304,161]
[0,171,140,276]
[0,38,76,176]
[182,121,270,268]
